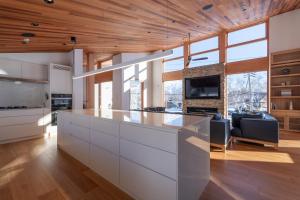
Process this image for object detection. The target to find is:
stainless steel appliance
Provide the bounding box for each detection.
[51,94,72,125]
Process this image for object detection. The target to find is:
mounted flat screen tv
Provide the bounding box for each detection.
[185,75,220,99]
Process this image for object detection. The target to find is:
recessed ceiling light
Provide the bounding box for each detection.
[21,33,35,37]
[202,4,213,11]
[22,38,30,44]
[31,22,39,27]
[44,0,54,4]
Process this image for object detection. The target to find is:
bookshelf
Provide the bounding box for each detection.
[270,48,300,132]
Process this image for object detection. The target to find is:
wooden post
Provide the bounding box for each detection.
[219,30,227,64]
[86,53,95,109]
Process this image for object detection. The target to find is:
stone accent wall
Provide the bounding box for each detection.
[183,63,227,116]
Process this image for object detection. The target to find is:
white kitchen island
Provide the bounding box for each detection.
[57,109,210,200]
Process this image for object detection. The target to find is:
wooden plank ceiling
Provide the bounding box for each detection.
[0,0,299,54]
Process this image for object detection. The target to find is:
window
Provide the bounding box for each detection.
[130,80,142,110]
[163,58,184,72]
[164,80,182,112]
[190,36,218,54]
[228,23,266,45]
[189,36,219,68]
[227,71,267,115]
[227,40,267,62]
[190,51,220,68]
[100,81,112,109]
[163,46,184,72]
[227,23,267,63]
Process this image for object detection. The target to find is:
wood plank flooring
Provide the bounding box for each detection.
[0,131,299,200]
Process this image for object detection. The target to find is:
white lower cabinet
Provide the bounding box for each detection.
[57,112,184,200]
[120,158,177,200]
[120,139,177,180]
[69,135,90,166]
[0,123,43,141]
[90,130,119,155]
[90,145,119,186]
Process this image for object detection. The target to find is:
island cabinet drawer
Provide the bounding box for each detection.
[68,135,90,167]
[69,123,90,142]
[120,139,177,180]
[120,123,177,153]
[90,145,119,186]
[0,115,43,127]
[120,158,177,200]
[91,118,119,136]
[70,113,90,128]
[91,130,119,155]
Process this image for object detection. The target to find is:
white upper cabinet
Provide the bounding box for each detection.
[21,62,47,80]
[0,59,22,77]
[50,64,72,94]
[0,58,48,81]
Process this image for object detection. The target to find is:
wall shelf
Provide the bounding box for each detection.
[271,73,300,78]
[271,85,300,88]
[271,96,300,99]
[270,49,300,133]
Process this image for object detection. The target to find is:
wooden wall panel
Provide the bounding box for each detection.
[162,71,183,82]
[94,71,113,83]
[225,57,269,74]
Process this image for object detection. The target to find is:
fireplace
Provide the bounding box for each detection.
[187,107,218,114]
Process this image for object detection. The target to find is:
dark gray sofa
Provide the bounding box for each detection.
[210,114,231,151]
[231,113,279,148]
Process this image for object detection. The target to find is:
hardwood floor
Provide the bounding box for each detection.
[0,131,299,200]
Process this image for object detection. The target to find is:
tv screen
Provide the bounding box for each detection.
[185,75,220,99]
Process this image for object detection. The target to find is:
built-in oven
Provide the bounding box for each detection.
[51,94,72,125]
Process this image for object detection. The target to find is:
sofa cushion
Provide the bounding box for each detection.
[231,127,242,137]
[232,113,264,128]
[212,112,222,120]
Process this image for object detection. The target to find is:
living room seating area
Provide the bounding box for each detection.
[210,112,279,151]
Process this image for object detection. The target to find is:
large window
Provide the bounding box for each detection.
[227,71,267,115]
[164,80,182,112]
[100,81,112,109]
[189,36,219,68]
[163,46,184,73]
[227,23,267,62]
[130,80,142,110]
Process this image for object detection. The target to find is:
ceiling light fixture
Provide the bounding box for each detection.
[44,0,54,4]
[202,4,213,11]
[73,50,173,79]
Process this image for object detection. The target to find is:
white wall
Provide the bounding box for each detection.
[152,52,164,107]
[0,52,72,66]
[72,49,84,109]
[270,9,300,52]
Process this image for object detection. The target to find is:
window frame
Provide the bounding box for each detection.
[226,22,268,63]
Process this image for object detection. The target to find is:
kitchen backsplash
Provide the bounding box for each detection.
[0,80,46,107]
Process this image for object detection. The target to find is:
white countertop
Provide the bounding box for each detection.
[64,109,210,130]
